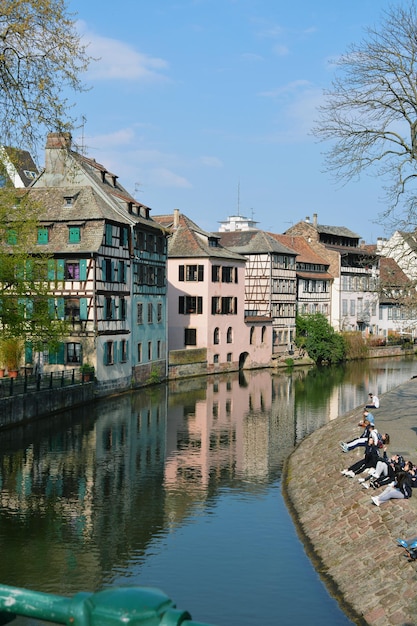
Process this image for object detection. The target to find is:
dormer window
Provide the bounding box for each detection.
[64,195,75,207]
[23,170,37,180]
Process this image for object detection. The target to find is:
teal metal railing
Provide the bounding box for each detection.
[0,584,213,626]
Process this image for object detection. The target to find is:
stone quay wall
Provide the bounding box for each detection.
[284,378,417,626]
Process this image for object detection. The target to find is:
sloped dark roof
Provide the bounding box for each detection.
[1,146,39,187]
[153,213,246,261]
[379,257,410,286]
[218,230,297,256]
[317,224,361,239]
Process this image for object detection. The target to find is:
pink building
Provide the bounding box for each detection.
[154,210,272,376]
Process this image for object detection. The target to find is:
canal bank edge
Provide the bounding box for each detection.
[283,377,417,626]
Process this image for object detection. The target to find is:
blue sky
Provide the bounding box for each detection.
[65,0,396,242]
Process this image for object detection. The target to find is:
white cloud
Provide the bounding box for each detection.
[79,24,169,82]
[258,79,312,99]
[200,156,223,167]
[272,44,289,57]
[148,168,192,188]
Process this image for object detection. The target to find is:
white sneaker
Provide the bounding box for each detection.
[346,470,355,478]
[358,477,365,482]
[371,496,380,506]
[362,482,369,489]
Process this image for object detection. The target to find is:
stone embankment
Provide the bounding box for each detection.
[284,378,417,626]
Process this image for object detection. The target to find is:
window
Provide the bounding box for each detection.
[342,299,348,316]
[65,298,80,320]
[37,228,48,244]
[104,341,114,365]
[250,327,255,345]
[212,265,220,282]
[214,327,220,344]
[148,303,153,323]
[157,302,162,322]
[227,352,232,362]
[119,297,127,321]
[68,227,80,243]
[66,342,81,364]
[179,264,204,281]
[137,342,142,362]
[105,297,114,320]
[137,303,143,324]
[179,296,203,314]
[157,340,161,359]
[184,328,197,346]
[102,258,113,282]
[213,354,219,363]
[120,339,127,362]
[350,300,356,316]
[148,341,152,360]
[120,226,128,246]
[211,296,237,314]
[65,261,80,280]
[221,266,237,283]
[227,327,233,343]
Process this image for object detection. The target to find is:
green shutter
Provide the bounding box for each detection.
[57,298,65,319]
[48,298,56,318]
[25,342,33,364]
[25,260,33,280]
[57,259,64,280]
[69,227,80,243]
[26,299,33,318]
[80,298,88,320]
[47,259,56,281]
[7,229,17,245]
[37,228,48,244]
[105,223,112,245]
[79,259,87,281]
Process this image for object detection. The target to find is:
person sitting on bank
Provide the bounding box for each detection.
[366,392,379,409]
[357,408,375,428]
[341,437,381,477]
[371,469,413,506]
[339,413,378,452]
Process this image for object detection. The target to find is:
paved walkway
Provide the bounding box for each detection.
[283,377,417,626]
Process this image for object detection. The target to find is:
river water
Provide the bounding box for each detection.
[1,357,416,626]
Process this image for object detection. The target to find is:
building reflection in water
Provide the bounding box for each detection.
[0,358,414,597]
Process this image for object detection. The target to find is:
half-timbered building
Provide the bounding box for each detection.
[218,229,297,355]
[28,132,167,393]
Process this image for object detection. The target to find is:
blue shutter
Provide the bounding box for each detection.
[102,259,106,281]
[79,298,88,320]
[79,259,87,281]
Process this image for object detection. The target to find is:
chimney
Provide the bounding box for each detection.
[173,208,180,229]
[305,216,310,223]
[45,132,72,175]
[313,213,318,227]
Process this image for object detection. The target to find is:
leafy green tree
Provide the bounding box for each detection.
[0,186,68,352]
[0,0,91,153]
[295,313,346,366]
[313,2,417,230]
